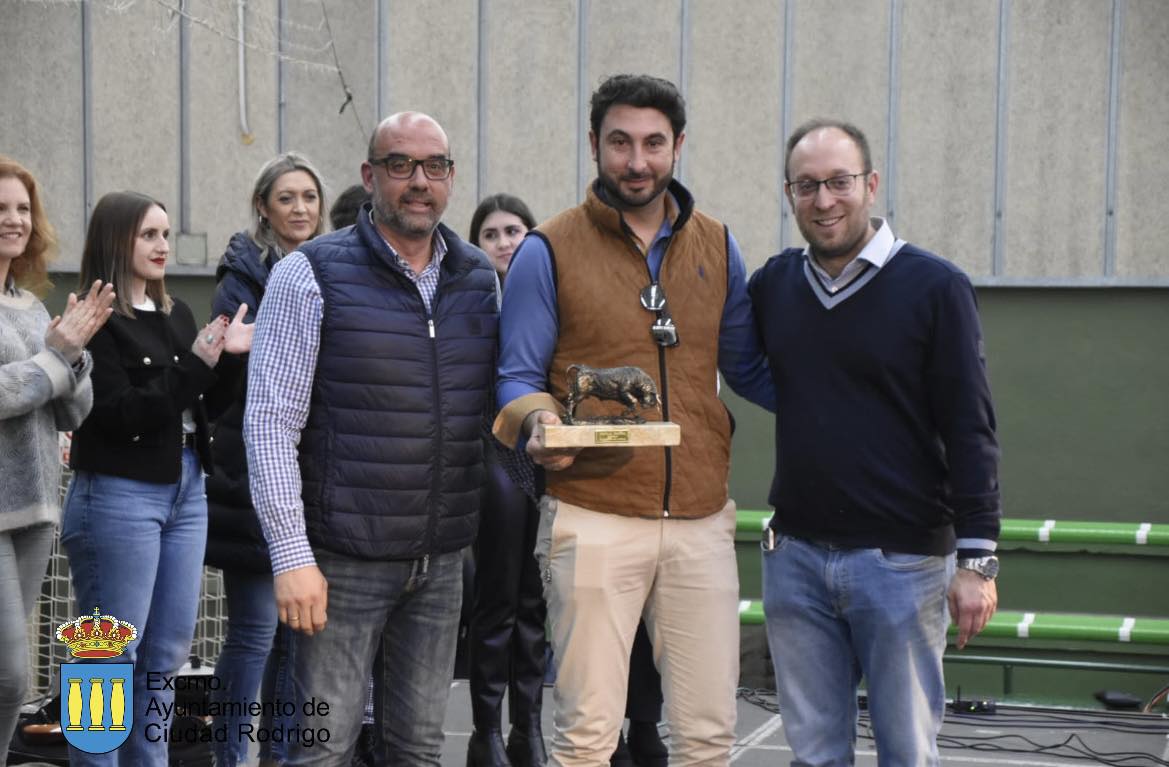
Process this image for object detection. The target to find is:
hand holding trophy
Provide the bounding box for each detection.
[537,363,681,448]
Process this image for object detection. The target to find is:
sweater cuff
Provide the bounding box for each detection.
[31,349,74,398]
[493,392,563,449]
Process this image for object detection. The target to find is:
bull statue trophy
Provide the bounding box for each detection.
[563,364,660,424]
[540,364,681,448]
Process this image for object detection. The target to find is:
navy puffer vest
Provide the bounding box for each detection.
[299,212,498,560]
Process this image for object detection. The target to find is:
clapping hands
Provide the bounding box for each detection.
[191,304,253,367]
[44,280,116,364]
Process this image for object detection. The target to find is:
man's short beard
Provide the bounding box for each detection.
[372,197,438,239]
[800,217,872,265]
[596,161,673,211]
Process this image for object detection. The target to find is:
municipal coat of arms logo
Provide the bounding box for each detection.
[55,607,138,753]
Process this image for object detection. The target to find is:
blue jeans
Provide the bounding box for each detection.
[257,622,297,762]
[60,448,208,767]
[211,567,279,766]
[762,534,954,767]
[282,547,464,766]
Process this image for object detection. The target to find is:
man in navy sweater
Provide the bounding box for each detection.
[750,118,1000,765]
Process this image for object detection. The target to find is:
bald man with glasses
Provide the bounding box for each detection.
[246,112,500,765]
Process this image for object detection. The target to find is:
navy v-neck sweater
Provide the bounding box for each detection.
[748,244,1001,555]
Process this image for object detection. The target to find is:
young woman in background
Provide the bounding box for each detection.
[466,193,550,767]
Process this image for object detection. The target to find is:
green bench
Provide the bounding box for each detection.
[737,600,1169,645]
[734,510,1169,646]
[734,509,1169,547]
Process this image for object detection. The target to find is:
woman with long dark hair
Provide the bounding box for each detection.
[61,190,251,766]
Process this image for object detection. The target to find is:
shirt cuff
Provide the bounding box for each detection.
[493,392,563,448]
[955,538,998,556]
[267,534,319,575]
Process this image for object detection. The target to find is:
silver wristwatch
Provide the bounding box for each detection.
[71,349,92,374]
[956,555,999,580]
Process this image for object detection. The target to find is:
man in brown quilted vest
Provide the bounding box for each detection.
[494,74,774,767]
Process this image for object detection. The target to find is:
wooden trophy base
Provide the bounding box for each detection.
[536,421,681,448]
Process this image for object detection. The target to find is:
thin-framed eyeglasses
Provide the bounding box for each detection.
[368,154,454,180]
[786,172,869,200]
[640,282,679,348]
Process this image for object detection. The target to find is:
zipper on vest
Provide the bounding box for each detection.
[424,312,442,553]
[626,229,674,518]
[657,343,671,516]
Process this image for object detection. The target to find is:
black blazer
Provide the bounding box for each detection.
[70,298,231,484]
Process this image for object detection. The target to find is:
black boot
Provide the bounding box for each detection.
[468,728,512,767]
[350,722,378,767]
[506,725,547,767]
[610,730,635,767]
[626,720,668,767]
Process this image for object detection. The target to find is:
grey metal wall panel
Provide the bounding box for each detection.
[1003,0,1110,279]
[585,1,682,94]
[89,4,181,232]
[381,0,480,235]
[1115,0,1169,279]
[686,0,784,268]
[786,0,891,248]
[480,0,578,227]
[283,1,378,224]
[187,0,280,267]
[896,0,998,276]
[6,0,1167,285]
[0,2,86,267]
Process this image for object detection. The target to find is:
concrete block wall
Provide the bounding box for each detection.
[3,0,1167,284]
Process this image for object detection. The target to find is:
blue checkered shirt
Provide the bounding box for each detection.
[245,231,447,574]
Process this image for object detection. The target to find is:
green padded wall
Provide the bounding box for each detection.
[724,288,1169,525]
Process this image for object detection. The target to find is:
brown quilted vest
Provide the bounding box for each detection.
[538,182,732,519]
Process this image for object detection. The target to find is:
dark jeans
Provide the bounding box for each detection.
[282,547,464,766]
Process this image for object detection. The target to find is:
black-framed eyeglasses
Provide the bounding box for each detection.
[786,172,869,200]
[640,282,679,348]
[368,154,454,180]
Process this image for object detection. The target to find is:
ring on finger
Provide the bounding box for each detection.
[205,334,215,344]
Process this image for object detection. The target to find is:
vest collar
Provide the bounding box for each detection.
[585,178,696,240]
[355,203,476,278]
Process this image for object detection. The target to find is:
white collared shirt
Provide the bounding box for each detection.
[807,217,895,293]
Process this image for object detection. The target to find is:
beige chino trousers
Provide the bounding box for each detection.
[534,497,740,767]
